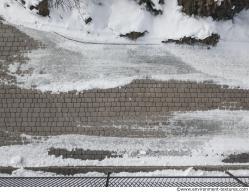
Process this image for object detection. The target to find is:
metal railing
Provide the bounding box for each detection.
[0,172,248,187]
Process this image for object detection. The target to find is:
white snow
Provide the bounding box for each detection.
[163,41,249,89]
[112,168,227,177]
[0,168,228,177]
[0,0,216,41]
[0,0,248,42]
[0,168,107,177]
[18,0,42,9]
[0,168,59,177]
[6,30,249,92]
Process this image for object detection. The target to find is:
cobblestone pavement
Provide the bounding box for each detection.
[1,80,249,146]
[0,21,42,84]
[1,20,249,162]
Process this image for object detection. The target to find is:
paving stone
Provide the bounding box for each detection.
[1,20,249,146]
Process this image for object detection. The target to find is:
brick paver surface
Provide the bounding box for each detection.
[1,80,249,146]
[1,18,249,161]
[0,21,41,84]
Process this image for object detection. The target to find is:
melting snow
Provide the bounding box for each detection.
[0,0,249,91]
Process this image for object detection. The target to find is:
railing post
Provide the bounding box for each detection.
[105,172,111,187]
[225,171,248,187]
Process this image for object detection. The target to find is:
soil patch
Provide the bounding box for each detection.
[120,31,148,40]
[162,33,220,46]
[135,0,163,15]
[222,153,249,163]
[178,0,249,20]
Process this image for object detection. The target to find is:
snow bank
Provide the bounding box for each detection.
[1,0,249,42]
[0,0,241,41]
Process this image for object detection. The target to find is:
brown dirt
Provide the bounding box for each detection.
[162,33,220,46]
[120,31,148,40]
[222,153,249,163]
[178,0,249,20]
